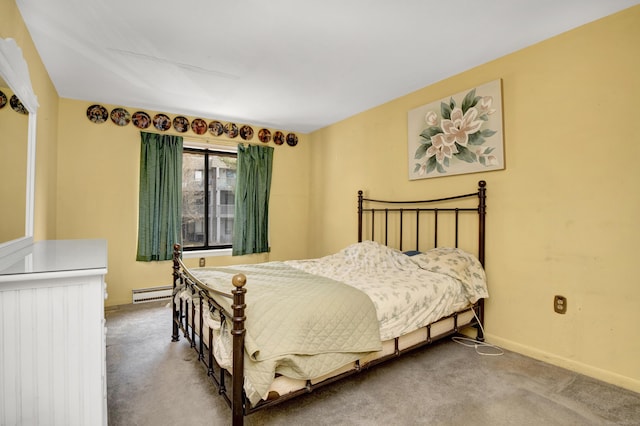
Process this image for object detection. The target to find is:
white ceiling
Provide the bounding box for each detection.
[15,0,639,133]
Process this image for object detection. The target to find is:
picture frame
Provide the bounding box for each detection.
[408,79,504,180]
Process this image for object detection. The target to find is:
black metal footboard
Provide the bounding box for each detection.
[172,244,247,426]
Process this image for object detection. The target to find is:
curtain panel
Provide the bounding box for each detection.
[232,144,274,256]
[136,132,183,261]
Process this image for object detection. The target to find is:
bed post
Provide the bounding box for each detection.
[172,244,181,342]
[478,180,486,267]
[358,190,364,242]
[477,180,487,341]
[231,273,247,426]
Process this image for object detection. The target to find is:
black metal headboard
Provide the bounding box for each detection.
[357,180,486,266]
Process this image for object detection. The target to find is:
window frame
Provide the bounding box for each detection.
[181,142,237,254]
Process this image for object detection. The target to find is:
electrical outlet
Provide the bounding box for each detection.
[554,295,567,314]
[199,257,205,267]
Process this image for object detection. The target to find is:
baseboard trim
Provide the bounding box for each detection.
[486,333,640,394]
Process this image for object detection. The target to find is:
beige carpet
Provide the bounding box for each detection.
[106,301,640,425]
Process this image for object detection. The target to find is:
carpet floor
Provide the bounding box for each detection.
[106,301,640,425]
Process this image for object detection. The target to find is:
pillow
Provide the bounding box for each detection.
[410,247,488,302]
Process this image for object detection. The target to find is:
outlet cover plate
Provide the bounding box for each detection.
[554,295,567,314]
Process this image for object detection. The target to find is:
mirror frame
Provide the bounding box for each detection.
[0,37,38,257]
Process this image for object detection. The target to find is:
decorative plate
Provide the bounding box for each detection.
[191,118,207,135]
[224,122,238,138]
[258,128,271,143]
[10,95,28,114]
[87,104,108,123]
[0,90,7,109]
[153,113,171,131]
[286,133,298,147]
[208,120,223,136]
[173,116,190,133]
[273,131,285,145]
[239,125,254,141]
[132,111,151,129]
[110,107,131,126]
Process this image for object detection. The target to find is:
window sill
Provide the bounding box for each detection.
[182,248,232,258]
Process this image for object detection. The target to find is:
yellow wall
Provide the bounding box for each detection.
[1,0,59,241]
[4,0,640,397]
[308,6,640,392]
[56,99,310,306]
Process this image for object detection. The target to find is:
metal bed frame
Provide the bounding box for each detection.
[172,180,487,426]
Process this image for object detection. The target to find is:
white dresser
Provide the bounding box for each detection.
[0,240,108,426]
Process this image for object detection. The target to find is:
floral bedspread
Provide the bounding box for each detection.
[285,241,488,340]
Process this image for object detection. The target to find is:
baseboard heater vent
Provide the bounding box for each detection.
[132,285,172,304]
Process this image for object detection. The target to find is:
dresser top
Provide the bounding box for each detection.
[0,239,107,278]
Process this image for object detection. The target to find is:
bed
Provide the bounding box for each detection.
[172,180,488,426]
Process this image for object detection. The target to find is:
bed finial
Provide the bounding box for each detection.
[478,180,486,188]
[232,273,247,288]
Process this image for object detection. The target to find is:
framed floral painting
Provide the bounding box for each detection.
[408,79,504,180]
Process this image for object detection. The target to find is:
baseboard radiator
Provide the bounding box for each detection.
[132,285,173,304]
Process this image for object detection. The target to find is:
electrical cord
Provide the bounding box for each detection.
[452,308,504,356]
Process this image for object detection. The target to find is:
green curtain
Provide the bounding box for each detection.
[136,132,183,261]
[232,144,274,256]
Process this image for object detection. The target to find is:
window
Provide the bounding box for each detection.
[181,146,237,251]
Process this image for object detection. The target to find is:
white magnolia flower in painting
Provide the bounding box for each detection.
[424,110,438,126]
[414,85,501,175]
[427,133,459,164]
[475,147,498,165]
[478,96,495,115]
[440,107,483,147]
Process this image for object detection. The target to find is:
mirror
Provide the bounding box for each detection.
[1,76,29,243]
[0,38,38,258]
